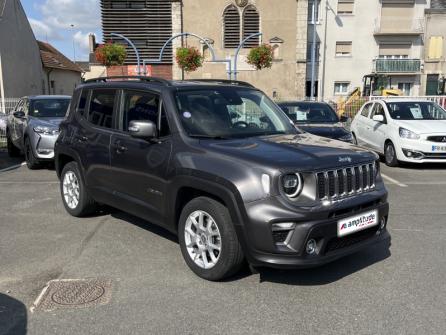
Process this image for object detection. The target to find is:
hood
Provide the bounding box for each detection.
[296,122,350,139]
[200,133,376,172]
[397,119,446,134]
[29,116,64,128]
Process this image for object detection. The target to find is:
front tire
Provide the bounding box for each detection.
[24,138,41,170]
[178,197,244,281]
[384,141,399,167]
[60,161,98,217]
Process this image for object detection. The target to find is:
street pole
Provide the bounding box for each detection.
[70,24,76,62]
[310,2,317,100]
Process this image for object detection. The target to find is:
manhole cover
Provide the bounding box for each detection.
[32,279,112,312]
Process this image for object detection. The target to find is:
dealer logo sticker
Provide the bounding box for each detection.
[337,210,378,237]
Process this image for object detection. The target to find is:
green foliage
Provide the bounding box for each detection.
[246,44,274,70]
[95,42,127,67]
[176,47,204,72]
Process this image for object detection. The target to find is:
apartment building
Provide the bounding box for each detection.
[307,0,427,98]
[423,0,446,95]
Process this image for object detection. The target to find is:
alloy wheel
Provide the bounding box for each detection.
[62,171,80,209]
[184,210,222,269]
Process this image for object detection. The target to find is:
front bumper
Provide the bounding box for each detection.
[397,137,446,163]
[239,189,390,268]
[32,133,59,160]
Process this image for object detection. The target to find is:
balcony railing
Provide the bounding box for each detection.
[373,58,421,73]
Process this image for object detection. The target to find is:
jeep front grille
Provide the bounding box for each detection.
[316,163,376,200]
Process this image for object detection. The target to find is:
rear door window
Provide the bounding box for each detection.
[360,103,373,117]
[88,89,117,129]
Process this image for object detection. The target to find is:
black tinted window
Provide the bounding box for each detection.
[88,89,117,128]
[77,89,89,117]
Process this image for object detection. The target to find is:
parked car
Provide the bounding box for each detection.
[351,99,446,166]
[6,95,71,169]
[55,77,390,281]
[278,101,353,142]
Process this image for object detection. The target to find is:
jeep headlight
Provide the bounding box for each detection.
[339,133,353,142]
[281,173,303,198]
[33,126,59,135]
[399,127,419,140]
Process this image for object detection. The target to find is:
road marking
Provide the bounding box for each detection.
[381,173,408,187]
[0,181,58,184]
[0,162,26,173]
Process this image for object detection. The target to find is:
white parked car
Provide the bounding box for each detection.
[351,99,446,166]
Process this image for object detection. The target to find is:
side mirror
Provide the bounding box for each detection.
[13,111,25,119]
[128,120,157,139]
[372,115,385,123]
[340,115,349,122]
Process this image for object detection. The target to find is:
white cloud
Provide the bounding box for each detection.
[38,0,101,30]
[29,18,62,40]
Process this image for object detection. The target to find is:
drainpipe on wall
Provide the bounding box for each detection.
[0,53,5,114]
[46,69,53,95]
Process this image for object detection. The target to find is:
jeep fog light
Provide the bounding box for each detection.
[379,217,386,230]
[306,239,317,255]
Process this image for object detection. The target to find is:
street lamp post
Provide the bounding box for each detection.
[70,24,76,62]
[110,32,141,75]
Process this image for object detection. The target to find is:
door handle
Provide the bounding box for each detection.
[114,141,127,153]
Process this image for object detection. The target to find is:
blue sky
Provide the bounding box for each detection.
[21,0,103,61]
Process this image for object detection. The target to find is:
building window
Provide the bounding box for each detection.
[307,42,321,62]
[379,44,411,59]
[223,4,260,49]
[398,83,412,96]
[242,5,260,48]
[308,0,321,23]
[335,41,352,56]
[223,5,241,48]
[334,82,350,95]
[428,36,444,60]
[337,0,354,14]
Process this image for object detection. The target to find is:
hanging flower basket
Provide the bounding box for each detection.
[175,47,204,72]
[247,44,274,70]
[95,42,127,67]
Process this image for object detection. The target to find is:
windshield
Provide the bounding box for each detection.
[279,103,339,123]
[174,88,298,138]
[29,99,71,118]
[385,101,446,120]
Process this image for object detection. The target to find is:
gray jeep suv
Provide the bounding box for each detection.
[55,77,390,281]
[6,95,71,169]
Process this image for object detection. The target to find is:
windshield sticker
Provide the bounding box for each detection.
[295,111,307,121]
[183,111,192,119]
[410,107,423,119]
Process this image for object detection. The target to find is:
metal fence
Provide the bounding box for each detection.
[0,98,20,148]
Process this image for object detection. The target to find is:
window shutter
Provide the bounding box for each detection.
[337,0,354,14]
[428,36,444,59]
[379,44,411,56]
[223,5,241,48]
[242,6,260,48]
[336,42,352,55]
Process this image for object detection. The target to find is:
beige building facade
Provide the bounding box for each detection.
[176,0,309,100]
[423,4,446,95]
[308,0,428,99]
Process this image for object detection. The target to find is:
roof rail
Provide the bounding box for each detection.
[188,79,255,88]
[84,76,171,86]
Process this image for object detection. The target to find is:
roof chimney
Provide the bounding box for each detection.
[89,34,96,53]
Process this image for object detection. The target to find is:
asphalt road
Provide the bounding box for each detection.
[0,152,445,335]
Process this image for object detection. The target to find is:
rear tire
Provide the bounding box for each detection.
[384,141,399,167]
[6,130,20,157]
[60,161,98,217]
[24,138,40,170]
[178,197,244,281]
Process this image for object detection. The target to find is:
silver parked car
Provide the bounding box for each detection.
[6,95,71,169]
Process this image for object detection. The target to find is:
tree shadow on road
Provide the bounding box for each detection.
[256,240,391,286]
[0,293,27,335]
